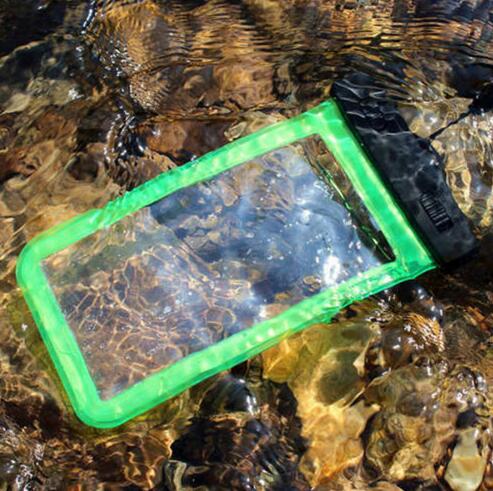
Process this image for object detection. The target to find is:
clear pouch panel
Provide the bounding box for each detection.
[43,137,392,399]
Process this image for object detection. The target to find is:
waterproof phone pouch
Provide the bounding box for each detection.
[16,74,477,428]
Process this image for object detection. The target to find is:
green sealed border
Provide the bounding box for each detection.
[16,100,436,428]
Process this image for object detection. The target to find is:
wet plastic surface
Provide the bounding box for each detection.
[43,137,388,399]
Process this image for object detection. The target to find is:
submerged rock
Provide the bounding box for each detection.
[162,373,309,490]
[445,427,488,491]
[262,307,381,485]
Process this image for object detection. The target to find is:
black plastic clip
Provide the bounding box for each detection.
[331,73,478,267]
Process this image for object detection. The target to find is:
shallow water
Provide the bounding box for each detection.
[0,0,492,489]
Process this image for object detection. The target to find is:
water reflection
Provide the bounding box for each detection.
[0,0,492,489]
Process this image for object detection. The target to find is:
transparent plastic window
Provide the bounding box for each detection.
[43,136,392,399]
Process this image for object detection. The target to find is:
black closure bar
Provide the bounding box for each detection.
[331,72,478,267]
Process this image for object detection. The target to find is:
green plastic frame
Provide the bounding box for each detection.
[16,100,436,428]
